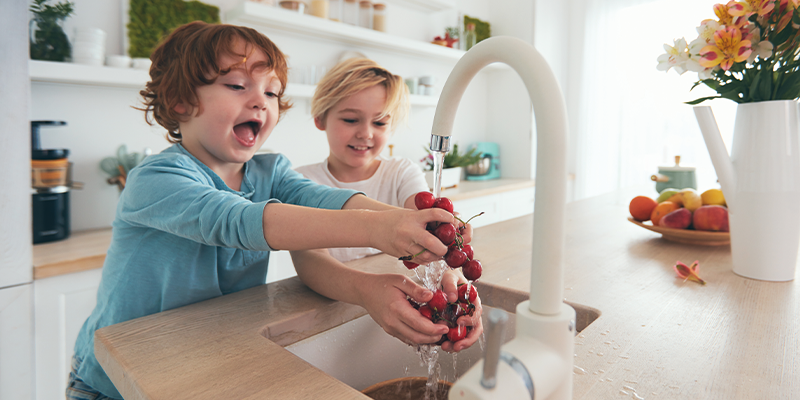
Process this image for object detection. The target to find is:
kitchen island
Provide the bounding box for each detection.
[95,187,800,399]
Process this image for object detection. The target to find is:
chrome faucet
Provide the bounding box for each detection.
[433,36,576,400]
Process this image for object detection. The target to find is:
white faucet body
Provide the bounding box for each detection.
[435,36,575,400]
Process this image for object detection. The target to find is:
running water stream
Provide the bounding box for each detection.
[412,150,456,399]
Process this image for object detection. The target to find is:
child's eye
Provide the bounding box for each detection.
[343,118,358,124]
[265,91,278,98]
[374,121,387,127]
[226,84,245,90]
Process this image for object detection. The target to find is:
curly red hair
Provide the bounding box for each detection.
[138,21,292,143]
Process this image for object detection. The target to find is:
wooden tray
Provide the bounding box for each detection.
[627,217,730,246]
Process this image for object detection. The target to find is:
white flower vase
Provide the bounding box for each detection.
[425,167,462,191]
[695,100,800,281]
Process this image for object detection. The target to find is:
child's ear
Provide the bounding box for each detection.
[174,102,187,115]
[313,115,326,131]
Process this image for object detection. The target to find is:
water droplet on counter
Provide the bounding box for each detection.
[565,287,573,290]
[604,341,612,345]
[623,385,636,391]
[633,393,645,400]
[606,378,614,382]
[589,349,594,353]
[619,355,630,359]
[573,365,588,375]
[599,369,605,373]
[625,380,638,384]
[620,389,630,396]
[578,334,585,339]
[598,352,604,357]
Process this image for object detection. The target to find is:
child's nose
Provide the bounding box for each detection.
[355,125,373,139]
[249,94,267,110]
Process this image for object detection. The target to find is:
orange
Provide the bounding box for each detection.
[629,196,658,222]
[650,201,680,226]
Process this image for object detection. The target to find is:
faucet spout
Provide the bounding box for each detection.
[431,36,568,316]
[436,36,575,400]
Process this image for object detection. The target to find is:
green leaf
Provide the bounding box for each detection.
[685,96,722,105]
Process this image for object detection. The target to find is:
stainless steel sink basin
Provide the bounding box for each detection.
[282,283,600,392]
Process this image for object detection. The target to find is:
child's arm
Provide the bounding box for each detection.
[263,196,453,264]
[291,249,449,345]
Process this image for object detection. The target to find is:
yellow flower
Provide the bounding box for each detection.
[699,26,752,70]
[714,1,748,28]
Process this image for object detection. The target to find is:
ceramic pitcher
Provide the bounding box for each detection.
[695,100,800,281]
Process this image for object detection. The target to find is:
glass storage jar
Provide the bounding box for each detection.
[343,0,358,25]
[309,0,328,18]
[358,0,372,29]
[372,3,386,32]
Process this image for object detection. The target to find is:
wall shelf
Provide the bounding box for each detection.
[226,2,503,69]
[28,60,438,107]
[384,0,455,12]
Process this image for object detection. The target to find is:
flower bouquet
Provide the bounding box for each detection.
[657,0,800,104]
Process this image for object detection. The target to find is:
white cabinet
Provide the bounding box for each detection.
[0,284,34,400]
[453,186,535,228]
[33,269,102,400]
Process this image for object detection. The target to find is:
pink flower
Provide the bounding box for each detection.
[673,260,706,285]
[699,26,752,70]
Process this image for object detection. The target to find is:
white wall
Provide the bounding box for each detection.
[32,0,528,231]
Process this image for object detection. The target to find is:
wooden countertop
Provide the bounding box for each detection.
[31,179,533,279]
[95,185,800,399]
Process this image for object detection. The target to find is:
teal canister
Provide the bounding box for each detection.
[651,155,696,193]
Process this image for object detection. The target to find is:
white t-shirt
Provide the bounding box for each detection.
[295,156,429,262]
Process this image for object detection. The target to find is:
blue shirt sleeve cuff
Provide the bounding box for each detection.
[246,199,281,251]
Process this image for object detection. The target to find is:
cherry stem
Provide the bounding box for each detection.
[398,248,428,261]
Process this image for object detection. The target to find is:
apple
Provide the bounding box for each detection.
[693,205,729,232]
[660,208,692,229]
[656,188,680,203]
[666,188,703,212]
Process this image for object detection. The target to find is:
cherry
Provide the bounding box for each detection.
[444,246,467,268]
[419,305,434,320]
[457,283,478,303]
[462,244,474,261]
[402,260,419,270]
[433,223,457,245]
[447,325,467,342]
[428,289,447,312]
[462,260,482,281]
[415,191,436,210]
[433,197,454,213]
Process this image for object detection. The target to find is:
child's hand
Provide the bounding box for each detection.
[358,273,450,345]
[438,269,484,353]
[370,208,458,264]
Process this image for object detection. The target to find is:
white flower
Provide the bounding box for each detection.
[746,27,774,63]
[657,38,690,74]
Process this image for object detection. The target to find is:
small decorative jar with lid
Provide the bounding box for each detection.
[358,0,372,29]
[372,3,386,32]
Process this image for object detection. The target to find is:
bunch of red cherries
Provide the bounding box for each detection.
[403,191,484,344]
[401,191,483,281]
[410,284,478,343]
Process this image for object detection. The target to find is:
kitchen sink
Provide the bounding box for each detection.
[281,283,600,391]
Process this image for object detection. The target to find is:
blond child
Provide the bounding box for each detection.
[294,58,483,353]
[68,23,459,399]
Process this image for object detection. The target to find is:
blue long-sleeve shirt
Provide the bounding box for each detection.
[73,144,359,398]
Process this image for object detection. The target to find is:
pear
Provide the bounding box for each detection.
[666,188,703,212]
[656,188,680,203]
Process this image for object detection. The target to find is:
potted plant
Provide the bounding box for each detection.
[421,143,482,190]
[29,0,74,62]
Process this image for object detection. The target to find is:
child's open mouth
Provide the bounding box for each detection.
[233,120,262,147]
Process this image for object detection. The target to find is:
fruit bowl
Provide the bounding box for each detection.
[627,217,730,246]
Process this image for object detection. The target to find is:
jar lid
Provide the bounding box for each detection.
[32,149,69,160]
[658,165,695,172]
[359,0,372,6]
[373,3,385,9]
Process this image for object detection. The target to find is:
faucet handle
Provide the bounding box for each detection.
[480,308,508,389]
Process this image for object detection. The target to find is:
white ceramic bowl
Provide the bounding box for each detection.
[105,55,131,68]
[131,58,152,70]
